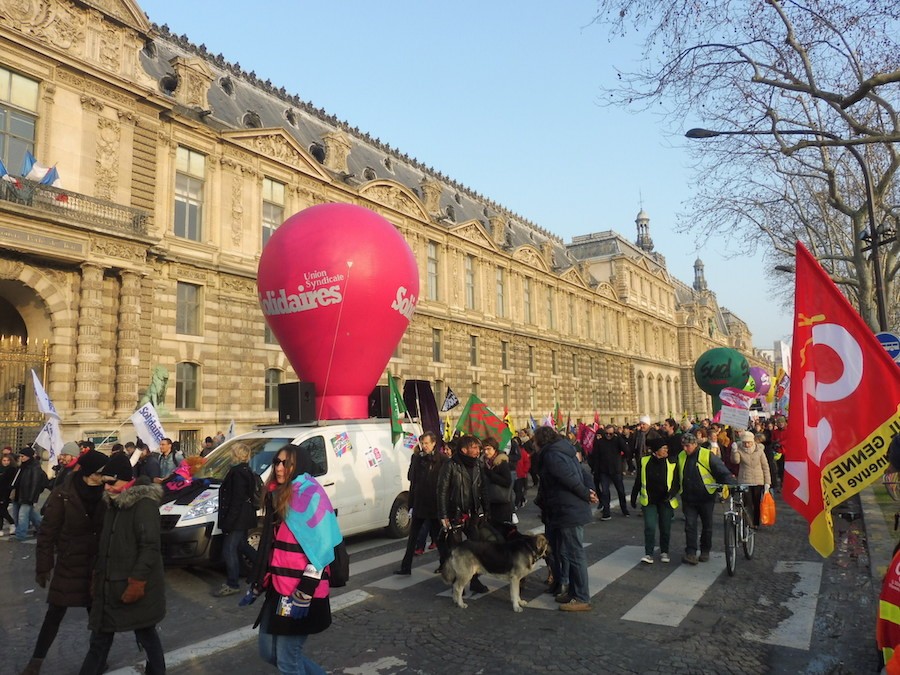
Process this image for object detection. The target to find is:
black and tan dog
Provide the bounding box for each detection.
[441,533,550,612]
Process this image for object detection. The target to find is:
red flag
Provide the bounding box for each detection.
[782,242,900,557]
[455,394,513,451]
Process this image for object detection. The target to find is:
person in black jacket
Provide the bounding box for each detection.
[590,425,630,521]
[0,452,17,536]
[394,432,445,576]
[630,439,681,565]
[436,435,490,592]
[23,450,109,675]
[12,447,47,541]
[214,441,259,597]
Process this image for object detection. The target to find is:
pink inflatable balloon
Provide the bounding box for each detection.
[749,366,771,396]
[258,203,419,420]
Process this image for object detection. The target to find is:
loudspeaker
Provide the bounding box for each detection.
[278,382,317,425]
[368,385,390,419]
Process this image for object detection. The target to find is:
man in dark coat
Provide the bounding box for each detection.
[23,450,108,675]
[536,426,598,612]
[395,431,445,576]
[133,443,161,481]
[214,441,259,597]
[436,435,490,592]
[590,425,630,520]
[79,454,166,675]
[12,447,47,541]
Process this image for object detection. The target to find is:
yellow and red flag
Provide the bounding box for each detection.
[782,242,900,557]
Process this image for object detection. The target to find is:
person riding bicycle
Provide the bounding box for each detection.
[676,433,735,565]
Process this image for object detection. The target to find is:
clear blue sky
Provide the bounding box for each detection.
[138,0,793,350]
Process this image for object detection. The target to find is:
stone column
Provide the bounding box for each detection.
[115,270,142,414]
[74,262,104,418]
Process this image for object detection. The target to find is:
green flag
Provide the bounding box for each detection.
[388,375,407,444]
[455,394,513,451]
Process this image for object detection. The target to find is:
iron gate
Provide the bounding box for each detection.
[0,336,49,450]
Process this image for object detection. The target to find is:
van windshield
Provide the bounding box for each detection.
[195,438,293,480]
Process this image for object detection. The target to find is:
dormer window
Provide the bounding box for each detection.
[309,143,326,163]
[284,108,297,126]
[363,167,377,181]
[219,76,234,96]
[242,111,262,128]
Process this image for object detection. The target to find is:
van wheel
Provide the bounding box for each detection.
[240,527,262,578]
[387,494,411,538]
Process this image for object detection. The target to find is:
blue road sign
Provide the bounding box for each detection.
[876,332,900,362]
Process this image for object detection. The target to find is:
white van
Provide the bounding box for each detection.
[159,419,417,567]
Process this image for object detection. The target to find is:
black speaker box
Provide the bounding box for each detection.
[368,385,390,419]
[278,382,317,425]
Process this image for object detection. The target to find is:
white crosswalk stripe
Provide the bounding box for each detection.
[622,552,725,625]
[352,541,824,642]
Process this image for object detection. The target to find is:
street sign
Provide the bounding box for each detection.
[876,332,900,362]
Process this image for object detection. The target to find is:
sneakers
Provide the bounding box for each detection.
[699,552,710,562]
[469,578,489,594]
[559,599,592,612]
[640,555,654,565]
[212,584,241,597]
[681,553,699,565]
[428,542,437,550]
[660,553,670,563]
[393,568,411,576]
[413,548,425,556]
[600,514,612,521]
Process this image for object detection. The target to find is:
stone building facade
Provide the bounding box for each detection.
[0,0,769,451]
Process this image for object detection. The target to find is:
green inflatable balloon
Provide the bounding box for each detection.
[693,348,750,412]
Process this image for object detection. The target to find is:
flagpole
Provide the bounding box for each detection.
[96,417,133,448]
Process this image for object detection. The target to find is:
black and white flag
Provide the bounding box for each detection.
[440,387,460,413]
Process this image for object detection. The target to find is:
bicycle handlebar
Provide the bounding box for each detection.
[710,483,761,490]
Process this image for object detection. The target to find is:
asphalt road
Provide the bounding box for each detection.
[1,481,879,675]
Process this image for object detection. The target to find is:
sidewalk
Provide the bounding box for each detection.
[860,484,897,584]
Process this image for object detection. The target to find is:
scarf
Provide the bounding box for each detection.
[283,473,343,571]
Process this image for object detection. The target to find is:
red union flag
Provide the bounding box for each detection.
[782,242,900,556]
[455,394,513,451]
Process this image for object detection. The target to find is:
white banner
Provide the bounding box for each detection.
[719,405,750,430]
[34,416,63,465]
[130,402,167,453]
[31,369,59,419]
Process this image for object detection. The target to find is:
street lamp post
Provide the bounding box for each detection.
[686,127,889,332]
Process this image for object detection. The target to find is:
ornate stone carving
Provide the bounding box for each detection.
[0,0,87,54]
[419,178,442,214]
[169,55,213,109]
[513,247,547,271]
[80,95,105,111]
[221,275,256,295]
[231,175,243,246]
[252,135,300,166]
[323,130,351,173]
[95,116,120,200]
[98,24,119,70]
[453,223,494,249]
[91,237,144,263]
[174,265,208,283]
[362,184,422,219]
[39,267,67,289]
[0,259,24,279]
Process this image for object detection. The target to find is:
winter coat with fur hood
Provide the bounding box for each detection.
[37,473,106,607]
[730,442,772,487]
[89,479,165,633]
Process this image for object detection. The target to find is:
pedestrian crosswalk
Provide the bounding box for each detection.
[343,537,824,649]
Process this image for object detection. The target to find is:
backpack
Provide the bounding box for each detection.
[249,471,265,511]
[329,541,350,587]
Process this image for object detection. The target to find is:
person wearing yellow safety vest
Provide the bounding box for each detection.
[676,433,735,566]
[629,438,680,565]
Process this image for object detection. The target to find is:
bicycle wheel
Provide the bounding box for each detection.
[724,515,737,576]
[742,509,755,560]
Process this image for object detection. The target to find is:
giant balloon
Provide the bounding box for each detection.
[258,204,419,420]
[693,348,750,412]
[749,366,771,396]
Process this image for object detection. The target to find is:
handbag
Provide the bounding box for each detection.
[760,489,776,526]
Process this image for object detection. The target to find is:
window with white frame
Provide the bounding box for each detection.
[0,67,38,173]
[464,255,476,310]
[175,282,201,335]
[262,177,285,247]
[175,362,199,409]
[427,241,439,301]
[265,368,281,410]
[523,277,532,324]
[174,146,205,241]
[496,268,505,318]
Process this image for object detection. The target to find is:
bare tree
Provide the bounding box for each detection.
[591,0,900,329]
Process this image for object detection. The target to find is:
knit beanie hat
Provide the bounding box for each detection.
[101,452,134,482]
[77,450,109,476]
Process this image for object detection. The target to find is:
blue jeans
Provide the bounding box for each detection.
[556,525,589,602]
[258,611,326,675]
[14,502,41,540]
[222,530,257,588]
